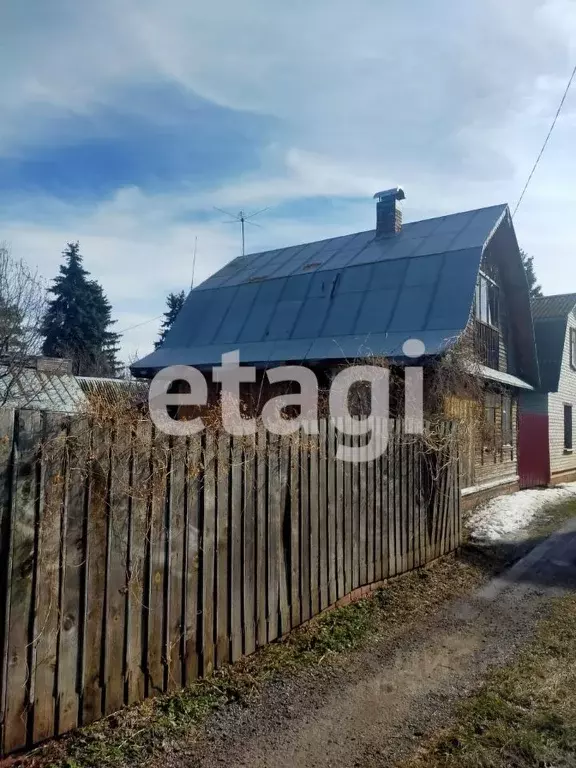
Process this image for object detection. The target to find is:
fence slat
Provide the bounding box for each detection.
[30,413,61,743]
[373,434,382,584]
[0,408,15,751]
[230,436,243,661]
[4,410,42,752]
[359,439,367,587]
[343,421,353,595]
[57,417,89,731]
[367,444,375,585]
[309,429,319,618]
[299,437,310,623]
[82,422,108,724]
[256,427,267,646]
[243,433,256,653]
[289,432,301,629]
[105,424,130,713]
[318,420,329,610]
[148,430,168,694]
[278,436,290,635]
[326,420,337,605]
[334,422,345,600]
[216,432,230,665]
[167,438,186,690]
[126,421,151,705]
[201,431,216,676]
[184,433,201,684]
[267,432,280,642]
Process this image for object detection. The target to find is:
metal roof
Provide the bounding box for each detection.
[0,367,87,412]
[531,295,576,392]
[133,204,510,372]
[532,293,576,320]
[464,362,534,391]
[77,376,148,405]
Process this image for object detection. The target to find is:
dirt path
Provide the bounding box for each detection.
[172,519,576,768]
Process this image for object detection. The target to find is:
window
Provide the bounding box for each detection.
[502,393,513,447]
[570,328,576,370]
[474,273,499,328]
[564,405,573,451]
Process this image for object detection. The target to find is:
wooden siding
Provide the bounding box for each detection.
[548,311,576,478]
[0,410,461,756]
[445,389,518,490]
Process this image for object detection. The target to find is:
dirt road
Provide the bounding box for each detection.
[178,519,576,768]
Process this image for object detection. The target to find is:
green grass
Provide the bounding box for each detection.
[404,595,576,768]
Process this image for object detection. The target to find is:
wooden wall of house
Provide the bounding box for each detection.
[548,311,576,481]
[445,388,518,491]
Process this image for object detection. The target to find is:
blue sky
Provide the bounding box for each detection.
[2,0,576,362]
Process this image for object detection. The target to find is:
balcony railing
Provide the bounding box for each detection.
[474,321,499,369]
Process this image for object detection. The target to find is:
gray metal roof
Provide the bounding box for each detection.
[77,376,148,405]
[0,367,88,412]
[531,294,576,392]
[532,293,576,320]
[133,204,510,372]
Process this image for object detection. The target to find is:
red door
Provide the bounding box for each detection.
[518,412,550,489]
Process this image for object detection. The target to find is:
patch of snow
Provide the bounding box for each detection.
[468,483,576,542]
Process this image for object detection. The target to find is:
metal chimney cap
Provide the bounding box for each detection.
[373,187,405,202]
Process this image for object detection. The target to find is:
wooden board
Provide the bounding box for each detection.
[4,410,42,752]
[215,431,230,666]
[242,433,257,653]
[167,437,186,690]
[308,430,319,618]
[183,433,201,684]
[255,426,267,646]
[126,420,151,704]
[201,431,216,676]
[289,432,301,629]
[230,436,243,661]
[82,420,109,723]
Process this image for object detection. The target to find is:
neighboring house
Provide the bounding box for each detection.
[0,356,87,413]
[519,294,576,488]
[132,190,540,503]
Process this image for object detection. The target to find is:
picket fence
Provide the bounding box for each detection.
[0,408,460,755]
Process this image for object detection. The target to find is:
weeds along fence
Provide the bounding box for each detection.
[0,408,460,755]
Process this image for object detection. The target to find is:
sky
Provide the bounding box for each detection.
[2,0,576,365]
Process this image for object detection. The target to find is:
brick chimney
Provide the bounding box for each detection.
[374,187,405,237]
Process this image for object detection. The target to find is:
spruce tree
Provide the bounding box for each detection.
[41,242,121,376]
[521,249,543,298]
[155,290,185,348]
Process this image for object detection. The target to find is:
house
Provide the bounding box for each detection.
[519,294,576,488]
[132,190,540,504]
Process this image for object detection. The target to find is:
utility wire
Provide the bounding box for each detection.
[116,314,163,335]
[513,63,576,218]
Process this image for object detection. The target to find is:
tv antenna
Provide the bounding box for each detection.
[214,206,269,256]
[190,236,198,290]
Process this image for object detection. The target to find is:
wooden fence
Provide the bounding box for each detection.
[0,409,460,755]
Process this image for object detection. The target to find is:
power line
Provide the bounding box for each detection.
[116,314,163,335]
[513,63,576,218]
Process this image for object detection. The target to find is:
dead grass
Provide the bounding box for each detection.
[403,595,576,768]
[10,554,488,768]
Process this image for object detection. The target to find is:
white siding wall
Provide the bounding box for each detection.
[548,311,576,478]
